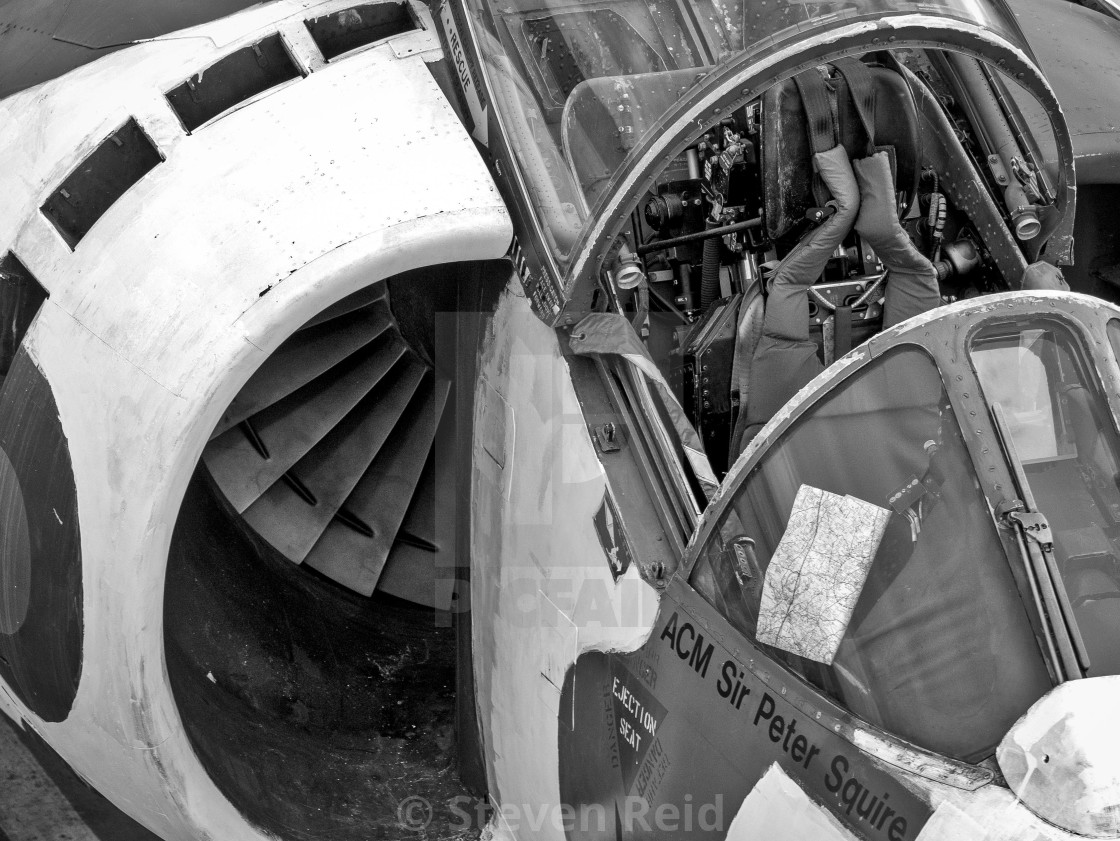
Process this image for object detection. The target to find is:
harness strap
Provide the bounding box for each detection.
[833,57,877,157]
[793,68,838,211]
[793,68,837,156]
[834,305,854,357]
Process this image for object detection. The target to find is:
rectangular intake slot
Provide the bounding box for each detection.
[304,3,418,61]
[166,33,302,132]
[40,118,162,248]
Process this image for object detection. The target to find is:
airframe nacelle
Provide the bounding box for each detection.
[2,0,1120,839]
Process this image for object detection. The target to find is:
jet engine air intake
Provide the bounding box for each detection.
[201,278,449,602]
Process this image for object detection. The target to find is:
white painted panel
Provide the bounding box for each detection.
[726,764,856,841]
[471,288,661,841]
[0,2,512,840]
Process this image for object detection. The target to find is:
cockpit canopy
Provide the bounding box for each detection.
[688,293,1120,766]
[460,0,1070,277]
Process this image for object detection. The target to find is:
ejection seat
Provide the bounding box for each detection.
[760,59,921,245]
[731,58,929,462]
[561,60,932,472]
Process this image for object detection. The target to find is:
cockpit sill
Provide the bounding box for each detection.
[663,575,998,791]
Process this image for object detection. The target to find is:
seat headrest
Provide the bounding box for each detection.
[761,63,921,243]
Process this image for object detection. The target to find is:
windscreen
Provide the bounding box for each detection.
[457,0,1039,262]
[690,346,1052,761]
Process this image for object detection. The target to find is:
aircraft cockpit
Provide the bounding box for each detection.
[7,0,1120,836]
[459,0,1120,818]
[551,284,1120,837]
[404,0,1120,828]
[460,0,1076,493]
[632,291,1120,841]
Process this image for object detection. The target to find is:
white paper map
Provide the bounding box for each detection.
[756,484,891,664]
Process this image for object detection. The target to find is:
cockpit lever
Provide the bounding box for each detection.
[1005,510,1054,551]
